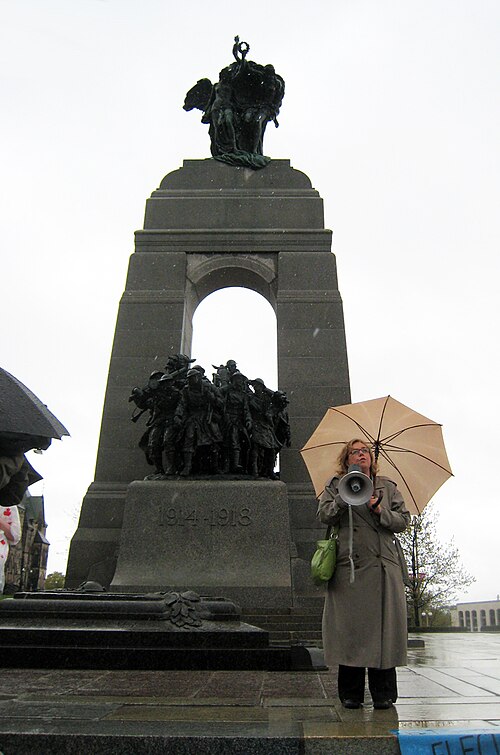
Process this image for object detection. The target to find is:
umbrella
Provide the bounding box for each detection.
[300,395,452,515]
[0,367,69,449]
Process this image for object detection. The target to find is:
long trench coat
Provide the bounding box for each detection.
[317,475,410,669]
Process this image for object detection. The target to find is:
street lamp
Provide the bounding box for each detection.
[422,611,433,627]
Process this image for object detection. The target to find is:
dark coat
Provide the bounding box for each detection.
[317,475,410,669]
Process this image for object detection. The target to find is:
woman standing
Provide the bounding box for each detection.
[317,439,410,709]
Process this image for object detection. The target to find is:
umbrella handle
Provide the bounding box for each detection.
[369,492,383,513]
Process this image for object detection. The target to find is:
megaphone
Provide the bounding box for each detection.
[338,464,373,506]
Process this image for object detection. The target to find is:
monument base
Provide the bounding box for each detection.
[110,480,293,613]
[0,591,320,671]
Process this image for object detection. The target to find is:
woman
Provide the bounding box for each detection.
[317,439,410,709]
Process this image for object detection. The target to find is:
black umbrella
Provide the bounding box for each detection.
[0,367,69,451]
[0,367,69,505]
[0,455,43,506]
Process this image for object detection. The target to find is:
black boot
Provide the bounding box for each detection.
[230,450,243,473]
[164,451,177,475]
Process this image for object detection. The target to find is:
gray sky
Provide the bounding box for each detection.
[1,0,499,603]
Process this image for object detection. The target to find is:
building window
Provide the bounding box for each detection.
[459,611,464,627]
[480,610,486,627]
[490,610,496,626]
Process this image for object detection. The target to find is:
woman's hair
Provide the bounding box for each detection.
[335,438,378,478]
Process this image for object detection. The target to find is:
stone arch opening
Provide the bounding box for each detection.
[191,286,278,390]
[187,253,277,305]
[182,253,277,357]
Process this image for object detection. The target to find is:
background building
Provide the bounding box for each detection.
[4,492,49,593]
[451,599,500,631]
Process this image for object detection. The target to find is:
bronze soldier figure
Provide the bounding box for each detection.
[174,369,223,476]
[248,378,279,479]
[220,371,252,473]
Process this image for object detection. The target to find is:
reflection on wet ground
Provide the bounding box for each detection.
[407,632,500,666]
[0,633,498,754]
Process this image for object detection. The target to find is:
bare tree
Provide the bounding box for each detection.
[398,502,475,627]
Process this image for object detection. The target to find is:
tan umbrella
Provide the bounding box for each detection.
[300,395,452,515]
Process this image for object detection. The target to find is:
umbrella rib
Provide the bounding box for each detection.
[376,443,453,475]
[302,407,379,452]
[376,396,391,444]
[380,423,442,446]
[329,408,378,445]
[302,440,347,452]
[376,446,422,515]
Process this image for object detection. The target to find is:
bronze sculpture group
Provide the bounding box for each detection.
[184,37,285,170]
[129,355,291,480]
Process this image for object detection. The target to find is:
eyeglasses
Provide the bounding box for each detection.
[349,448,370,457]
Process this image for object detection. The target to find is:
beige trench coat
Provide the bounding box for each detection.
[317,475,410,669]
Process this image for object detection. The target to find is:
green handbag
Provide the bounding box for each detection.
[311,525,338,586]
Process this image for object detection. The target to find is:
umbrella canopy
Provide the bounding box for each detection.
[300,395,452,515]
[0,367,69,444]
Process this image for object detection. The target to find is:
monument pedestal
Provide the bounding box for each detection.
[110,480,292,613]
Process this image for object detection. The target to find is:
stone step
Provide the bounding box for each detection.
[0,729,401,754]
[243,612,323,644]
[268,628,323,638]
[252,622,322,634]
[245,614,322,624]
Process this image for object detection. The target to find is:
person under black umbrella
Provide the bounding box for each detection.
[0,367,69,590]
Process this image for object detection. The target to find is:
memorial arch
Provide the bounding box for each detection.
[187,254,277,306]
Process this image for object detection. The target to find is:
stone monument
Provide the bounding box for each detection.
[65,40,351,618]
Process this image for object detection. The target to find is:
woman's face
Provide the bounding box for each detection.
[347,441,372,475]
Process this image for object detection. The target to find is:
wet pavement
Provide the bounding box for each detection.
[0,633,499,754]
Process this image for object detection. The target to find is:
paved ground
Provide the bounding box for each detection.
[0,633,499,754]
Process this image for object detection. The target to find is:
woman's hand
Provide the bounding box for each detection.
[369,493,383,515]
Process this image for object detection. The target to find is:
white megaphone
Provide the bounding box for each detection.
[338,464,373,506]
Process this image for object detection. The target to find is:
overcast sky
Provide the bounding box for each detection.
[1,0,499,603]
